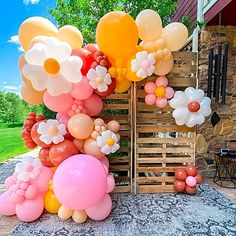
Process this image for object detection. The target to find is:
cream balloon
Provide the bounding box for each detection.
[135,9,162,41]
[72,210,87,224]
[161,22,188,51]
[58,205,73,220]
[154,55,174,76]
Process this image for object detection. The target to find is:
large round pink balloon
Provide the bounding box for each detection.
[16,197,44,222]
[86,193,112,221]
[70,76,93,100]
[53,154,107,210]
[84,94,103,116]
[0,192,16,216]
[43,92,73,112]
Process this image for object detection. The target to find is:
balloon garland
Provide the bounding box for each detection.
[0,9,211,223]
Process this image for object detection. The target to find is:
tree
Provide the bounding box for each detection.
[50,0,177,43]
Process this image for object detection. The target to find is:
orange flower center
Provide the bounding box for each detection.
[106,138,115,146]
[155,86,166,98]
[48,126,58,135]
[96,77,104,84]
[44,58,60,75]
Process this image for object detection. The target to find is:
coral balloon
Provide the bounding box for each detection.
[44,191,61,214]
[84,138,105,159]
[95,78,116,97]
[72,49,95,75]
[38,147,54,167]
[96,11,138,60]
[161,22,188,51]
[15,197,44,222]
[84,94,103,116]
[115,79,132,93]
[154,55,174,76]
[107,120,120,133]
[53,154,107,210]
[0,192,16,216]
[84,43,99,54]
[175,169,187,181]
[86,194,112,221]
[195,173,203,184]
[72,210,87,224]
[70,76,93,100]
[68,114,94,139]
[173,180,186,193]
[43,92,73,113]
[185,165,197,176]
[135,9,162,41]
[57,25,83,49]
[49,140,78,167]
[18,17,57,50]
[21,83,44,105]
[185,185,197,195]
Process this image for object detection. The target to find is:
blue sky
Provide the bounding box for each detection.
[0,0,56,95]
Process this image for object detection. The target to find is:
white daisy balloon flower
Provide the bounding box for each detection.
[23,36,83,96]
[169,87,212,128]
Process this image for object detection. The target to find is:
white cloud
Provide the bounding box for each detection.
[7,35,25,52]
[3,81,7,84]
[4,86,18,91]
[23,0,40,5]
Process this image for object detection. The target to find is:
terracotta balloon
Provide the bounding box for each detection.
[96,11,138,60]
[185,185,197,195]
[135,9,162,41]
[84,138,105,159]
[18,17,57,50]
[57,25,83,49]
[185,165,197,176]
[68,114,94,139]
[195,173,203,184]
[95,78,116,97]
[21,83,44,105]
[49,140,78,167]
[175,169,187,181]
[154,55,174,76]
[161,22,188,51]
[84,94,103,116]
[31,121,51,147]
[173,180,186,193]
[38,147,54,167]
[115,79,132,93]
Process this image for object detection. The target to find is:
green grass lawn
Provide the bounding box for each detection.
[0,127,29,162]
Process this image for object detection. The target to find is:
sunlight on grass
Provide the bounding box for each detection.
[0,127,29,162]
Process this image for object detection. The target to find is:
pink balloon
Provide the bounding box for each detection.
[186,176,197,187]
[106,175,115,193]
[16,197,44,222]
[25,185,38,200]
[99,156,109,170]
[84,94,103,116]
[155,77,168,87]
[144,82,156,93]
[53,154,107,210]
[0,192,16,216]
[145,94,156,105]
[156,97,168,108]
[165,87,175,99]
[56,112,70,127]
[86,194,112,221]
[70,76,94,100]
[31,167,52,194]
[5,176,17,189]
[43,92,74,112]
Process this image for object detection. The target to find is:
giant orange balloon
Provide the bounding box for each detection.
[115,79,132,93]
[96,11,138,60]
[21,83,44,105]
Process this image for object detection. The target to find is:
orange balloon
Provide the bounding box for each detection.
[154,55,174,76]
[18,17,57,50]
[185,185,197,195]
[68,114,94,139]
[115,79,132,93]
[185,165,197,176]
[21,83,44,105]
[21,75,31,86]
[175,169,187,181]
[96,11,138,60]
[173,180,186,192]
[18,55,27,70]
[84,138,105,159]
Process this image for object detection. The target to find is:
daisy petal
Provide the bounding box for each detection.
[104,74,112,85]
[97,136,106,147]
[199,97,211,117]
[169,91,188,109]
[87,68,97,79]
[185,112,205,127]
[111,143,120,153]
[40,134,53,145]
[172,108,190,126]
[58,124,67,135]
[101,145,111,154]
[96,66,107,77]
[37,122,48,134]
[185,87,204,102]
[52,134,64,144]
[137,69,147,78]
[25,42,46,65]
[98,84,108,92]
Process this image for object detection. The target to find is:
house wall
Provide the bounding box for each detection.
[197,26,236,176]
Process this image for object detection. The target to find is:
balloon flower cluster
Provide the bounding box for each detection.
[174,165,203,195]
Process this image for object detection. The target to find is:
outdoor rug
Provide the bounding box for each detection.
[12,183,236,236]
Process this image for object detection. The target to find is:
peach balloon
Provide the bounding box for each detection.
[18,55,27,70]
[68,114,94,139]
[57,25,83,49]
[135,9,162,41]
[28,35,48,49]
[21,83,44,105]
[58,205,73,220]
[154,55,174,76]
[72,210,87,224]
[107,121,120,133]
[84,138,105,159]
[161,22,188,51]
[18,17,57,50]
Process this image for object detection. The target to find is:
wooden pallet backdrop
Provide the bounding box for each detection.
[101,88,133,193]
[134,51,197,193]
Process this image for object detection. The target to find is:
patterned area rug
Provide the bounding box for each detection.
[12,184,236,236]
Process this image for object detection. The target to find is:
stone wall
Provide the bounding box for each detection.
[197,26,236,177]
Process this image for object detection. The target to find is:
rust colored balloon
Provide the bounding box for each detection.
[31,121,51,148]
[187,101,200,112]
[49,140,78,167]
[185,165,197,176]
[38,147,54,167]
[173,180,186,193]
[175,169,187,181]
[95,78,116,97]
[195,173,203,184]
[185,185,197,195]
